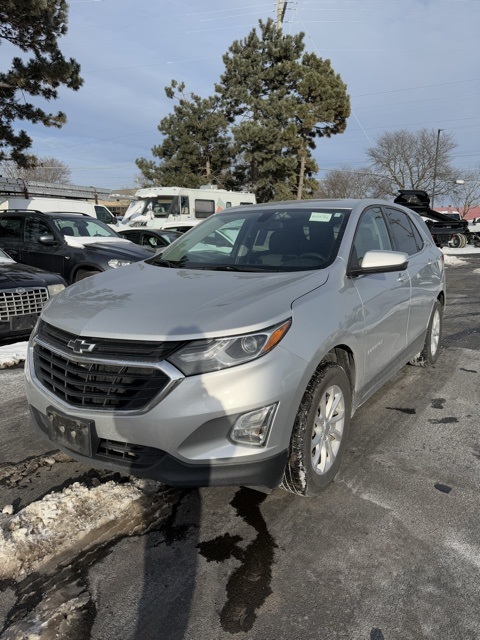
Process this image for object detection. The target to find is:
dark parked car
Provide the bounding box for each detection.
[118,227,181,249]
[0,210,153,284]
[0,248,66,340]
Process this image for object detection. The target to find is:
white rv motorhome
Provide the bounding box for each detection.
[122,185,256,229]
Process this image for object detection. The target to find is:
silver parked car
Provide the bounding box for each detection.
[25,199,445,496]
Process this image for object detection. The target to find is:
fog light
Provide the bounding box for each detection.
[230,404,277,446]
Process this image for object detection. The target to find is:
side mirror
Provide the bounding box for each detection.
[349,250,409,277]
[38,233,57,245]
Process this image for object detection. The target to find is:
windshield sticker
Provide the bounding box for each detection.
[310,212,332,222]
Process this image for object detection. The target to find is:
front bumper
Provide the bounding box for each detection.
[29,404,287,489]
[25,339,308,490]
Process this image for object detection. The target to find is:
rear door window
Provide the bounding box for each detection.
[0,216,23,239]
[384,207,422,255]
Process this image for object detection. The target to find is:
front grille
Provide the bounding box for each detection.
[37,320,186,361]
[0,288,48,321]
[33,343,171,411]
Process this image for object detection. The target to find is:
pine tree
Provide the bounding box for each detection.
[136,81,235,189]
[0,0,83,166]
[217,19,350,202]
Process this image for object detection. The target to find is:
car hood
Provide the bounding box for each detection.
[0,263,58,287]
[64,237,154,259]
[42,261,330,340]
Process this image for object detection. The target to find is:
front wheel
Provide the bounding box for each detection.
[282,363,352,497]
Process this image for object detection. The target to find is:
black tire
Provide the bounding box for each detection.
[410,300,443,367]
[282,363,352,497]
[450,235,461,248]
[75,269,101,282]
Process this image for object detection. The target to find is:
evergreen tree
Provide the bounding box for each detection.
[136,81,234,189]
[217,19,350,202]
[0,0,83,166]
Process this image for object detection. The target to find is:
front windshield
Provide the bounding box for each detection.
[53,216,119,239]
[124,196,176,220]
[147,206,350,272]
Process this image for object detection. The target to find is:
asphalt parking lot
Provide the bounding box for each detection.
[0,254,479,640]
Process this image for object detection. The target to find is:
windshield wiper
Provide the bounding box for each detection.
[211,265,241,271]
[150,258,182,268]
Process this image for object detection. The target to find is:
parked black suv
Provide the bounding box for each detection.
[0,210,153,284]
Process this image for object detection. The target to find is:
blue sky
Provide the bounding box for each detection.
[2,0,479,189]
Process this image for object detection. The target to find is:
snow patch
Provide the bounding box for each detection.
[64,236,133,248]
[0,341,28,369]
[0,479,161,581]
[443,255,467,266]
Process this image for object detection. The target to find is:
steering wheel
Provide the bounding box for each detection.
[299,252,325,261]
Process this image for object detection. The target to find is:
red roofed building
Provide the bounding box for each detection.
[434,205,480,221]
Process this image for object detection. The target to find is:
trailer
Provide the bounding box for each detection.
[122,185,256,228]
[393,190,468,247]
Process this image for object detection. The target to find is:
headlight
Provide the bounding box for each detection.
[108,259,133,268]
[47,283,65,296]
[167,319,291,375]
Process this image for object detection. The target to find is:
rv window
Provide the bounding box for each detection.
[180,196,189,215]
[226,202,232,208]
[194,199,215,219]
[240,202,253,205]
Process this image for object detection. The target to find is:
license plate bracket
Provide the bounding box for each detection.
[46,408,95,457]
[11,313,38,332]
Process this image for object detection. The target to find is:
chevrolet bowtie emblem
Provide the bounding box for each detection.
[67,338,96,354]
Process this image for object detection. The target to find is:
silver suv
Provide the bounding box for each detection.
[25,199,445,496]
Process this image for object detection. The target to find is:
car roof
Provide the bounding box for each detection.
[0,209,88,217]
[233,198,392,212]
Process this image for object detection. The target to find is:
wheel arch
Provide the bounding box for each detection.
[317,345,356,401]
[72,264,104,282]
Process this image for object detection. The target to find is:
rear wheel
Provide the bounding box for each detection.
[75,269,101,282]
[282,363,351,496]
[410,300,443,366]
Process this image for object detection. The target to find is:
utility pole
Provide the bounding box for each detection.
[277,0,288,29]
[431,128,443,210]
